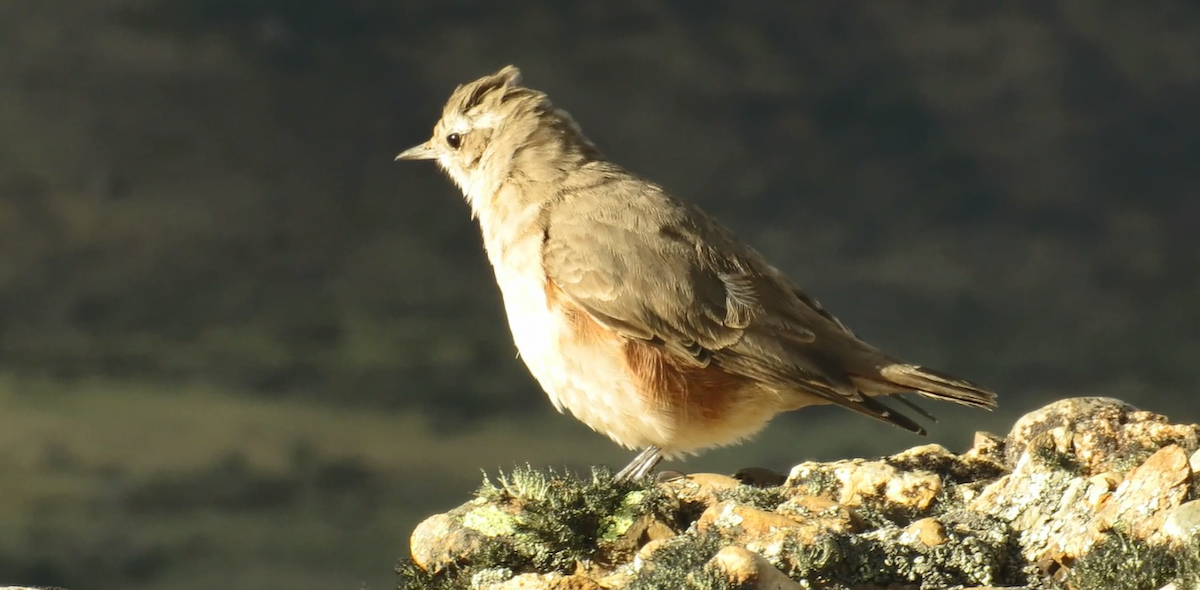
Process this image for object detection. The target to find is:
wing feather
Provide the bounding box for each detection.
[540,173,856,397]
[536,166,992,433]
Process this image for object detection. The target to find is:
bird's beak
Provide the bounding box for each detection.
[395,142,438,161]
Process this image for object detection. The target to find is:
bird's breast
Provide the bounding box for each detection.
[478,207,675,449]
[481,227,783,455]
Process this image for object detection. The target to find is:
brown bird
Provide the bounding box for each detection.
[396,66,997,481]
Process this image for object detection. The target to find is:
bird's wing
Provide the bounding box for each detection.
[540,174,932,431]
[541,180,759,366]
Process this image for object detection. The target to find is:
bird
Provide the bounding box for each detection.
[395,66,997,481]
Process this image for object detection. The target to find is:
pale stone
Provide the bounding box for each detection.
[902,517,949,547]
[489,572,602,590]
[970,447,1103,562]
[1161,499,1200,545]
[697,501,807,540]
[964,431,1007,465]
[634,537,671,563]
[774,494,865,535]
[788,458,943,512]
[884,470,943,511]
[1084,472,1122,508]
[1005,397,1199,475]
[1092,444,1191,543]
[662,472,742,510]
[411,512,488,573]
[706,546,804,590]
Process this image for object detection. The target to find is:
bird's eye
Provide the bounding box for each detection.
[446,133,462,149]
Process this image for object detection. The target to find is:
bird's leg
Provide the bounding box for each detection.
[614,446,663,482]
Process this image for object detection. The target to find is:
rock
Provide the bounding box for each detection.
[1005,397,1199,475]
[696,501,809,541]
[600,510,678,559]
[662,473,742,511]
[400,398,1200,590]
[634,537,671,563]
[902,517,949,547]
[786,457,943,514]
[889,443,964,473]
[774,494,865,535]
[706,546,803,590]
[1006,398,1135,467]
[883,469,944,512]
[654,470,687,482]
[1160,500,1200,546]
[726,497,864,574]
[410,511,489,573]
[1092,444,1192,542]
[791,509,1012,588]
[783,442,1006,518]
[1083,472,1122,509]
[966,431,1007,465]
[970,444,1100,562]
[488,572,602,590]
[597,489,679,558]
[971,400,1199,564]
[734,467,788,487]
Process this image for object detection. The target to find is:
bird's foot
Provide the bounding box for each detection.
[614,446,663,483]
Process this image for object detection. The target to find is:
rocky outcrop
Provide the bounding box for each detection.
[399,398,1200,590]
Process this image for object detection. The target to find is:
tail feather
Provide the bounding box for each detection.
[878,363,998,410]
[890,394,939,422]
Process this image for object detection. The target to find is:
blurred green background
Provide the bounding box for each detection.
[1,1,1198,589]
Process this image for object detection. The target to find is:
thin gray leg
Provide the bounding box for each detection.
[614,446,663,482]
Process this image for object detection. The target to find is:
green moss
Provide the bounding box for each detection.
[461,504,518,537]
[396,467,681,588]
[626,530,739,590]
[1027,432,1084,475]
[599,490,648,544]
[766,510,1016,589]
[885,449,1007,485]
[770,534,848,584]
[714,484,785,512]
[786,467,842,500]
[474,466,663,570]
[395,559,467,590]
[1066,532,1200,590]
[1105,442,1189,475]
[844,501,900,530]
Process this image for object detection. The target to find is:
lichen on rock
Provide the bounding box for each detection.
[399,398,1200,590]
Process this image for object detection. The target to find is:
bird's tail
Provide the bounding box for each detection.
[876,363,998,409]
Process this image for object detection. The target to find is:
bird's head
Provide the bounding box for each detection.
[396,66,599,214]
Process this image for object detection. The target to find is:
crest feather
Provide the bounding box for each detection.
[448,65,524,117]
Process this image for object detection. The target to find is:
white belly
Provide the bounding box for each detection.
[490,245,675,450]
